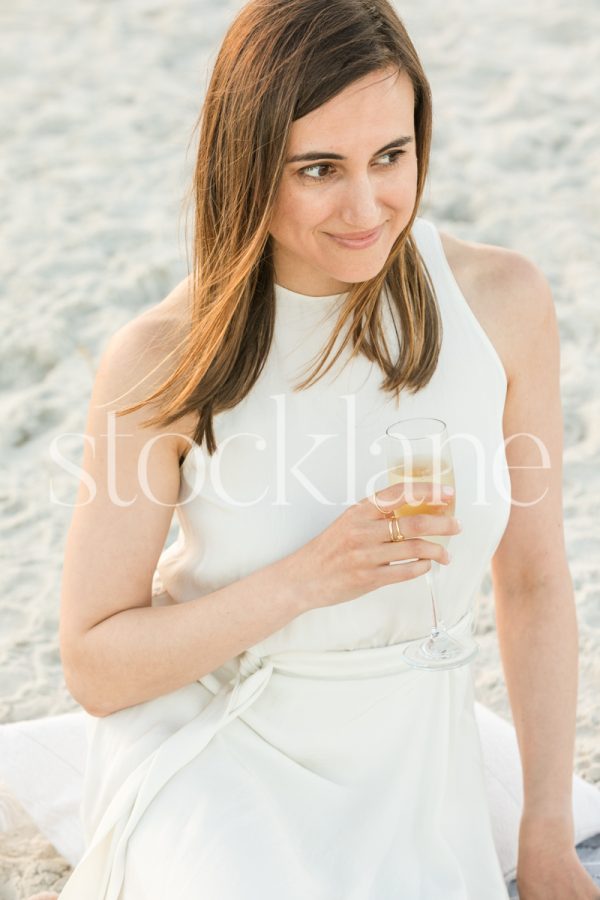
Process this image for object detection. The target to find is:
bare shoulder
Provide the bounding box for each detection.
[438,229,557,387]
[98,274,197,459]
[110,273,193,354]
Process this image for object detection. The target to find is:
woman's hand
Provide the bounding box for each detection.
[517,814,600,899]
[286,481,460,611]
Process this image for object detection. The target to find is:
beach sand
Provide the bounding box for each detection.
[1,0,598,895]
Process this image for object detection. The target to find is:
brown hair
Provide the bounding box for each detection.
[116,0,440,456]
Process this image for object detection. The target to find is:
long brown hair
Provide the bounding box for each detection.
[116,0,440,456]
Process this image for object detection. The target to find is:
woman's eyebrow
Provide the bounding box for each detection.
[285,135,413,164]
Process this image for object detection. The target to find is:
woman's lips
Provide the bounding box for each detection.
[326,225,383,249]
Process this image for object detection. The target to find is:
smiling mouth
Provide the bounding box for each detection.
[326,225,383,248]
[330,227,380,239]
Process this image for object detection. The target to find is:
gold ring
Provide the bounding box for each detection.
[371,493,395,518]
[387,518,405,542]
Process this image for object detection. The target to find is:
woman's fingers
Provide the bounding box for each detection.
[379,513,461,542]
[380,536,450,567]
[368,503,462,570]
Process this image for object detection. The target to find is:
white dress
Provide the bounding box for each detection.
[59,216,511,899]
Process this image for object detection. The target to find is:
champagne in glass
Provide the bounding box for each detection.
[388,457,456,547]
[385,417,478,670]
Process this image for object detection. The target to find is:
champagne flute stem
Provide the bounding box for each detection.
[424,561,442,638]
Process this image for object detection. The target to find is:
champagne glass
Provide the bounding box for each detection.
[384,417,478,670]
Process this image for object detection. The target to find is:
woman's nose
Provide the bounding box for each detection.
[339,175,381,227]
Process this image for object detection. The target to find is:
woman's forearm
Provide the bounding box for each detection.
[67,555,312,717]
[494,569,579,822]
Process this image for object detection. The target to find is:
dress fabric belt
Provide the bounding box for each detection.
[58,611,475,900]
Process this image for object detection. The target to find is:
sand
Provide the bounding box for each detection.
[1,0,598,895]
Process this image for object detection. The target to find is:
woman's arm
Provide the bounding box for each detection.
[60,312,311,717]
[74,557,311,717]
[491,257,576,822]
[487,255,598,896]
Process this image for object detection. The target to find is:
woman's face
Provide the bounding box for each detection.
[268,66,418,296]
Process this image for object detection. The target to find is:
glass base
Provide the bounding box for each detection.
[403,630,479,670]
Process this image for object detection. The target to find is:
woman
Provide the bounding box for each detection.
[35,1,597,898]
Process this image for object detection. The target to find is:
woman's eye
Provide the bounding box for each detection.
[297,149,406,182]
